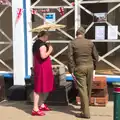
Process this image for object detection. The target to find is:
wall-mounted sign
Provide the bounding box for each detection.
[108,26,118,39]
[43,13,56,31]
[95,26,105,40]
[93,13,107,23]
[44,13,56,24]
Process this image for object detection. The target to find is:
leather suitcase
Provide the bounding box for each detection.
[76,94,108,106]
[0,76,5,102]
[92,77,107,89]
[91,87,108,97]
[90,94,109,106]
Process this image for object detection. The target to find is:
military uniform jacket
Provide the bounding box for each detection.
[68,38,99,73]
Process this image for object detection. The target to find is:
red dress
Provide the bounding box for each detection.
[33,40,54,93]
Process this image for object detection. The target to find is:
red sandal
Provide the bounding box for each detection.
[39,104,51,111]
[32,110,45,116]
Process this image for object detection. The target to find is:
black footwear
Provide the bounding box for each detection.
[75,113,90,119]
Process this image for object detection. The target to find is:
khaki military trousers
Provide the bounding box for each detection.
[74,66,93,117]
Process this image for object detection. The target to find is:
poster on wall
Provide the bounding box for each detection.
[95,26,105,40]
[93,13,107,23]
[43,13,56,31]
[108,26,118,39]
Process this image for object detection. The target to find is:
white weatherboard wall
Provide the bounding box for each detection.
[12,0,25,85]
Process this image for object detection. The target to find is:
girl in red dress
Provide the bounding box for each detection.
[32,31,54,116]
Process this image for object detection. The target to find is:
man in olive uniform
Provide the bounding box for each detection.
[68,27,99,119]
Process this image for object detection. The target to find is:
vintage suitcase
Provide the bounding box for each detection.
[0,76,5,102]
[90,94,109,106]
[91,87,108,97]
[92,77,107,89]
[76,94,108,106]
[76,87,108,100]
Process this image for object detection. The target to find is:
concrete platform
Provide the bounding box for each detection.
[0,101,113,120]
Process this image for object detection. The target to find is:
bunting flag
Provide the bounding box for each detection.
[14,5,75,24]
[31,9,50,14]
[15,8,50,24]
[71,2,75,6]
[31,9,37,15]
[58,7,64,16]
[41,8,50,13]
[0,0,11,6]
[57,2,75,16]
[15,8,24,25]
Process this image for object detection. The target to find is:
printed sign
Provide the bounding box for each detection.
[43,13,56,31]
[44,13,56,24]
[95,26,105,40]
[108,26,118,39]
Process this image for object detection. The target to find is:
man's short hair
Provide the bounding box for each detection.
[76,27,85,36]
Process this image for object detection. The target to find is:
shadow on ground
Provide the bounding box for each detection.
[0,101,80,116]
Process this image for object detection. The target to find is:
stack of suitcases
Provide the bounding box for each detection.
[76,76,108,107]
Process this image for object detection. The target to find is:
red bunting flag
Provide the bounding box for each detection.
[71,2,75,6]
[15,8,50,25]
[58,7,64,16]
[15,8,24,25]
[31,9,37,15]
[41,8,50,13]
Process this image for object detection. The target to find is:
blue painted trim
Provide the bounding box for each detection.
[25,75,31,79]
[0,73,13,78]
[107,77,120,83]
[66,76,120,83]
[23,0,28,76]
[1,73,120,83]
